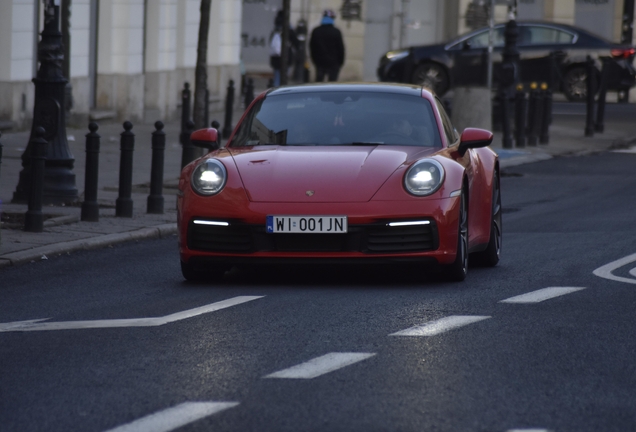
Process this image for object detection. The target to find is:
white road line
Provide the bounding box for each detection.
[499,287,585,304]
[103,401,238,432]
[0,296,264,332]
[389,315,491,337]
[593,252,636,284]
[506,429,549,432]
[264,352,376,379]
[630,267,636,277]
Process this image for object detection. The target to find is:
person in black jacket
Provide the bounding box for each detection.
[309,9,345,82]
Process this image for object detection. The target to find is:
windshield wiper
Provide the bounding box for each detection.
[346,142,383,146]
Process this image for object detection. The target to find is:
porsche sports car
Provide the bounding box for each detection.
[378,21,636,101]
[177,83,501,282]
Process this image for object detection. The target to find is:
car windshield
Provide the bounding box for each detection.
[230,91,442,148]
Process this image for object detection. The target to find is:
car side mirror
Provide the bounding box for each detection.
[457,128,493,157]
[190,128,220,151]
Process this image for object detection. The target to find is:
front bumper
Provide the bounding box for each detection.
[179,197,461,266]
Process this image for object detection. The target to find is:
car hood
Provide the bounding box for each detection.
[228,146,437,202]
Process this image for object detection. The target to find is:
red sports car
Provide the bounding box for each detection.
[177,83,501,281]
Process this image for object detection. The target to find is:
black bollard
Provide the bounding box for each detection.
[244,78,255,108]
[539,83,552,144]
[180,82,191,134]
[147,121,166,214]
[180,119,196,169]
[595,58,609,133]
[116,121,135,218]
[204,87,210,129]
[514,84,527,148]
[211,120,222,147]
[267,78,274,88]
[0,131,3,180]
[24,127,48,233]
[222,80,235,139]
[81,122,101,222]
[500,87,514,149]
[585,55,596,137]
[526,82,540,146]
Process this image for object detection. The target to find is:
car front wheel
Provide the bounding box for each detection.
[473,171,502,267]
[563,65,598,102]
[444,188,469,281]
[412,63,449,96]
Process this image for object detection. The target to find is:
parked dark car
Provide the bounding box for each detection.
[377,21,636,101]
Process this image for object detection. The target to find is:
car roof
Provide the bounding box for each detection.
[267,82,427,98]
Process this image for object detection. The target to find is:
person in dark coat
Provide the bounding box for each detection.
[309,9,345,82]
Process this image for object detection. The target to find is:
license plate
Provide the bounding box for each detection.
[266,215,348,233]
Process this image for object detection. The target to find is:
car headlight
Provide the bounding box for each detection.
[386,49,409,61]
[404,159,445,196]
[191,159,227,196]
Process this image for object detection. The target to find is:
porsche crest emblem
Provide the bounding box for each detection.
[306,190,315,196]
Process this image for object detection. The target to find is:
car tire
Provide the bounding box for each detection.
[180,260,227,282]
[563,65,599,102]
[444,187,469,282]
[412,63,449,96]
[473,170,502,267]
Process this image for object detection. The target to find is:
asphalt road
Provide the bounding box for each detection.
[2,151,636,432]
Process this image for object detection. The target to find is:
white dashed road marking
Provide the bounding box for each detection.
[499,287,585,304]
[264,352,376,379]
[103,401,239,432]
[593,252,636,284]
[0,296,264,332]
[389,315,491,337]
[506,429,550,432]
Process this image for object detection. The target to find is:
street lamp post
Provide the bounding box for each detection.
[12,0,78,205]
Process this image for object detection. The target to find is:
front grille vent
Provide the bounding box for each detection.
[188,220,438,253]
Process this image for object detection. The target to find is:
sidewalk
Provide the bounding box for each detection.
[1,95,635,269]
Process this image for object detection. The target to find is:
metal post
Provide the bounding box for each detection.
[595,58,609,133]
[486,0,495,89]
[222,80,235,139]
[539,83,552,144]
[147,121,165,214]
[62,0,73,121]
[244,78,255,108]
[527,82,539,146]
[25,127,48,233]
[180,82,191,135]
[81,122,100,222]
[204,87,210,129]
[13,1,78,205]
[116,121,135,218]
[280,0,291,85]
[211,120,222,147]
[514,84,527,148]
[0,132,3,180]
[501,88,513,149]
[585,56,596,137]
[180,120,196,169]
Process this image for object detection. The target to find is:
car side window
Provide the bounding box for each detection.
[435,99,458,146]
[521,26,575,45]
[463,28,505,49]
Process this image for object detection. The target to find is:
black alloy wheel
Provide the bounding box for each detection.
[444,187,469,281]
[562,65,599,102]
[474,171,502,266]
[412,63,450,96]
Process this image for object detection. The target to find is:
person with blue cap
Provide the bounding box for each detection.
[309,9,345,82]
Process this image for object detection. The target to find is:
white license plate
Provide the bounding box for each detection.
[266,215,348,233]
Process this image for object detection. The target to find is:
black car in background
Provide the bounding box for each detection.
[377,21,636,101]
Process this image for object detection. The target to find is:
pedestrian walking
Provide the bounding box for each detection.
[309,9,345,82]
[270,10,299,87]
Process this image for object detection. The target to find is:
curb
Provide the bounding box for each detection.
[0,223,177,269]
